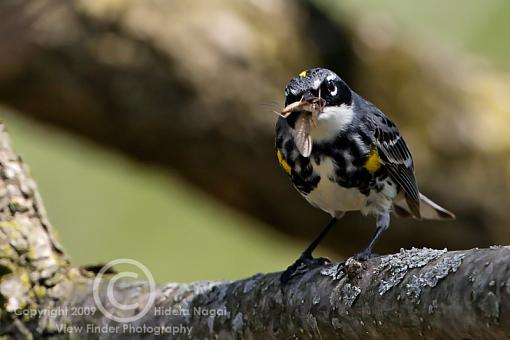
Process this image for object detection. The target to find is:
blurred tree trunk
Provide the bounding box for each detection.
[0,0,510,256]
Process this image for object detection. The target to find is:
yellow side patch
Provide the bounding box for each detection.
[299,70,307,77]
[277,149,292,175]
[363,147,381,173]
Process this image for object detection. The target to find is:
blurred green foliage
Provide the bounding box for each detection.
[2,112,304,283]
[333,0,510,69]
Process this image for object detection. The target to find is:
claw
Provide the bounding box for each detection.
[280,255,331,284]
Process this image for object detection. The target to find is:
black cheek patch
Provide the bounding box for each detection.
[327,81,352,107]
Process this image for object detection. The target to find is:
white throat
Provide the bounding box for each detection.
[310,104,354,142]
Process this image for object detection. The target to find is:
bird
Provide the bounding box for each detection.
[275,67,455,283]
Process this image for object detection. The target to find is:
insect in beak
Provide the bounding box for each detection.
[278,90,325,130]
[276,90,326,158]
[279,96,325,118]
[279,91,325,120]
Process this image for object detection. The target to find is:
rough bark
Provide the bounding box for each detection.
[0,121,509,339]
[43,248,510,340]
[2,0,510,255]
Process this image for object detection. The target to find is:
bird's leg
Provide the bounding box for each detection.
[280,217,337,284]
[354,212,390,261]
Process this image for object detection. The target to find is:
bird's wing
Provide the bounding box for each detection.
[365,106,421,218]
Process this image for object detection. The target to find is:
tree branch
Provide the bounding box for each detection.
[46,247,510,339]
[0,121,509,338]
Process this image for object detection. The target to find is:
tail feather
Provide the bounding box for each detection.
[393,193,455,220]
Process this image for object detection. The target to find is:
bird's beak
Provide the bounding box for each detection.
[280,91,325,118]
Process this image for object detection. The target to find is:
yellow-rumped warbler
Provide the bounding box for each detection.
[276,68,454,283]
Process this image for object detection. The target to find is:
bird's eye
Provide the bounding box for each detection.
[326,81,337,96]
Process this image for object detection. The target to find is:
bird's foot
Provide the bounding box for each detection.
[334,261,346,278]
[280,253,330,284]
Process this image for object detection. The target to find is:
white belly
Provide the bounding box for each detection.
[304,157,367,216]
[305,180,367,216]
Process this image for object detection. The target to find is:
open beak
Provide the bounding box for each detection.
[280,91,325,118]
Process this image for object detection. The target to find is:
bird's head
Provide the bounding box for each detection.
[281,68,354,155]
